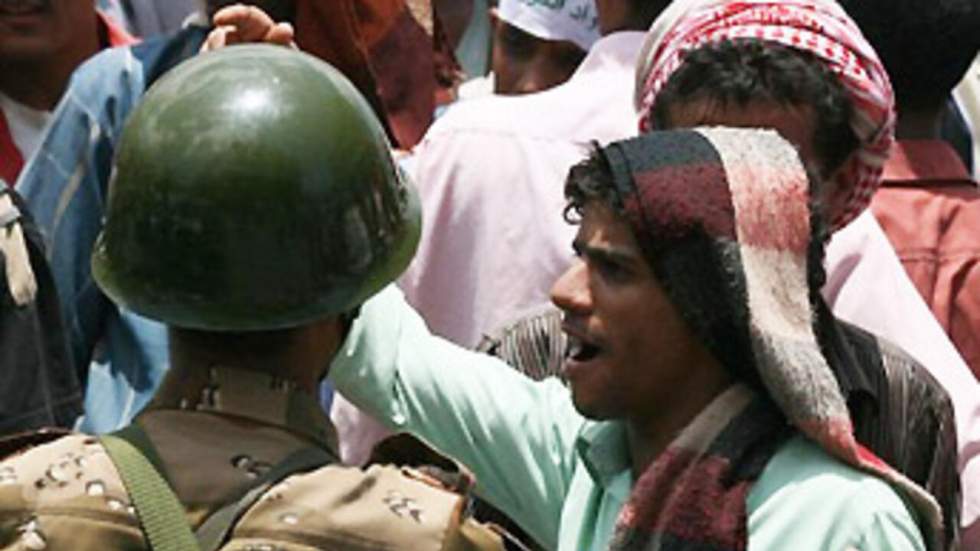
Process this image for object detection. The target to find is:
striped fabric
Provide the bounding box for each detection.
[476,307,567,382]
[598,128,941,551]
[633,0,895,231]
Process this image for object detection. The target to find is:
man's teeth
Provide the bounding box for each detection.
[567,335,600,361]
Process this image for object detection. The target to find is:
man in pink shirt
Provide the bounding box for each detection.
[840,0,980,380]
[0,0,135,184]
[402,0,668,349]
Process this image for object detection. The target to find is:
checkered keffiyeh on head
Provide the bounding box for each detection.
[633,0,895,230]
[598,128,941,551]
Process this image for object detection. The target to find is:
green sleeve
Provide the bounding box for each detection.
[855,509,928,551]
[747,437,926,551]
[330,285,585,549]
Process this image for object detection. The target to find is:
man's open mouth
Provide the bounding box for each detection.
[0,0,47,16]
[566,334,602,362]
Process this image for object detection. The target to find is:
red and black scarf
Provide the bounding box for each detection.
[598,128,942,551]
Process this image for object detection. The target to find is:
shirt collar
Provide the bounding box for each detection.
[882,140,975,187]
[143,365,337,451]
[575,419,633,500]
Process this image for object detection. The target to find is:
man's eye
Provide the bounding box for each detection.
[596,258,628,281]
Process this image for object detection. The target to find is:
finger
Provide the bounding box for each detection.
[263,22,295,47]
[200,26,231,52]
[213,4,277,43]
[210,3,248,26]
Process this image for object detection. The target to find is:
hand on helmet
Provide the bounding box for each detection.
[202,4,296,52]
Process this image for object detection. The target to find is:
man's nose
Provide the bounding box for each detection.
[551,260,591,314]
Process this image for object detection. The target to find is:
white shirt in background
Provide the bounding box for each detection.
[0,92,51,163]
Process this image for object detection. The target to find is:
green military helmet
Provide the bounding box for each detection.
[92,45,421,331]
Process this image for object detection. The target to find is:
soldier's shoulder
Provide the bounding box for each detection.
[230,463,503,551]
[0,433,141,548]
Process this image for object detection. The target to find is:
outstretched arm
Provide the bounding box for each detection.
[329,285,583,550]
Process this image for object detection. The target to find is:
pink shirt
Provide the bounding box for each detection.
[825,209,980,542]
[400,32,646,348]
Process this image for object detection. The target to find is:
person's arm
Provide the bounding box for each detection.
[330,285,583,549]
[852,509,928,551]
[15,47,147,377]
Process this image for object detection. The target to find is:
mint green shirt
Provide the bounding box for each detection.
[331,286,925,551]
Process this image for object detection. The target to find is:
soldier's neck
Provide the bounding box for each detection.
[166,320,344,395]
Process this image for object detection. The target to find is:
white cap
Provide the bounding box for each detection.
[497,0,600,52]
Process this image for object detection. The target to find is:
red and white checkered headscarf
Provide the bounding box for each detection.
[634,0,895,230]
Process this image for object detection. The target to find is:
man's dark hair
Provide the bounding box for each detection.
[563,146,619,224]
[649,40,858,180]
[627,0,671,30]
[839,0,980,110]
[171,326,305,361]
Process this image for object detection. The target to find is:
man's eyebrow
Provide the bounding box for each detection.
[572,239,642,266]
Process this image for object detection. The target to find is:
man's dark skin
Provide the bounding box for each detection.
[551,203,732,476]
[0,0,102,111]
[596,0,669,34]
[489,14,585,95]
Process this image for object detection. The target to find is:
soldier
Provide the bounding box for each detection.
[0,45,504,551]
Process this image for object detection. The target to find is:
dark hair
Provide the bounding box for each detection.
[563,146,620,224]
[171,325,304,358]
[628,0,672,30]
[649,40,858,179]
[839,0,980,110]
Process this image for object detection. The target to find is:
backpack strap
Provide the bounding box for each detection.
[99,425,201,551]
[195,446,335,551]
[101,422,336,551]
